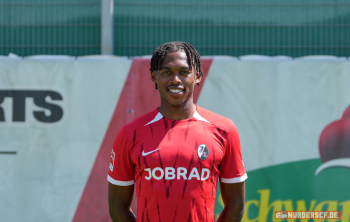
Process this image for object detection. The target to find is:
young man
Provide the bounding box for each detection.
[108,41,247,222]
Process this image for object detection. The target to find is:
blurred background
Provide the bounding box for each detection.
[1,1,350,222]
[1,0,350,57]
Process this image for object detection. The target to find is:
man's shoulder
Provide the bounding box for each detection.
[122,108,159,132]
[196,106,235,133]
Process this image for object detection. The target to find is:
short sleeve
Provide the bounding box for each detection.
[219,122,247,183]
[107,126,135,186]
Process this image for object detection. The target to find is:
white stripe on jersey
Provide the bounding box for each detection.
[107,175,134,186]
[221,173,248,183]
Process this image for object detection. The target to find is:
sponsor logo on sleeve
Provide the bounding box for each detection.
[109,150,115,172]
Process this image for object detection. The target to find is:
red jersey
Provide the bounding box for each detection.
[108,106,247,222]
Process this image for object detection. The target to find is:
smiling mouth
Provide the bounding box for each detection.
[167,88,185,95]
[168,89,184,93]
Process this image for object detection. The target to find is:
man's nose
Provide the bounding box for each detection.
[171,73,181,83]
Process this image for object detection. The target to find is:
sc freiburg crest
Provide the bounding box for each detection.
[197,144,209,160]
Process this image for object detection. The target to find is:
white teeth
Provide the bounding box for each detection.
[169,89,183,93]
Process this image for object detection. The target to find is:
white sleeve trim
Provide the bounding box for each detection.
[107,175,134,186]
[221,173,247,183]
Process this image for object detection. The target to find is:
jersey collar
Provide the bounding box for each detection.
[144,108,211,126]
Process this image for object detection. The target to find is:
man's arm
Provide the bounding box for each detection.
[217,181,245,222]
[108,182,136,222]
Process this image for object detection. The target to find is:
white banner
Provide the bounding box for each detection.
[199,59,350,171]
[1,57,349,221]
[0,58,130,222]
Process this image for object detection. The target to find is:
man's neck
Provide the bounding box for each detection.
[158,99,196,120]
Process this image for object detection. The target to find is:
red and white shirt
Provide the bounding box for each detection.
[108,106,247,222]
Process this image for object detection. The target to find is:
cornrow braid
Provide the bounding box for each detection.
[150,41,203,77]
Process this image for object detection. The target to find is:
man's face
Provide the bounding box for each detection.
[151,51,201,107]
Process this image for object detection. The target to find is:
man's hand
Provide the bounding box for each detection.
[108,183,136,222]
[217,181,245,222]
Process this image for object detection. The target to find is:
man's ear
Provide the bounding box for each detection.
[195,72,202,85]
[151,71,157,83]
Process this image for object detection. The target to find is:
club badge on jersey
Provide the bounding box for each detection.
[197,144,209,160]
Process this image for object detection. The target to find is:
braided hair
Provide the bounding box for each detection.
[150,41,203,79]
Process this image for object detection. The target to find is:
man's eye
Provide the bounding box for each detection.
[181,70,190,74]
[162,71,170,75]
